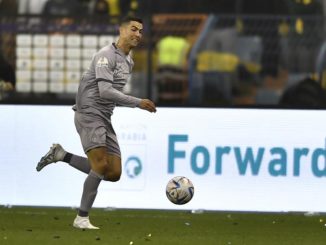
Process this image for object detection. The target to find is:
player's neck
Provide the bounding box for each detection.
[116,40,131,55]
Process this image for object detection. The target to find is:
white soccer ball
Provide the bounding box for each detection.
[166,176,194,205]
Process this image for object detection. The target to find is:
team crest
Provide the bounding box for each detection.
[96,57,109,68]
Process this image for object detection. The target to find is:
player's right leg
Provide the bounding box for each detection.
[36,144,66,171]
[36,144,91,173]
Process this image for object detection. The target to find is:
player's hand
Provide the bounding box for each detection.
[138,99,157,113]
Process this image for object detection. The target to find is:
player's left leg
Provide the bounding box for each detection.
[73,150,121,230]
[102,121,122,181]
[103,153,121,181]
[73,147,107,230]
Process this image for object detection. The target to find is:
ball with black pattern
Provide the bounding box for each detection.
[166,176,194,205]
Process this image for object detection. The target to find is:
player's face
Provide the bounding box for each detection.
[121,21,143,48]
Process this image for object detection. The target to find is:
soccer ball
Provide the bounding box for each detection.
[166,176,194,205]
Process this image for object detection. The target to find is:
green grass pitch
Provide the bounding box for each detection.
[0,206,325,245]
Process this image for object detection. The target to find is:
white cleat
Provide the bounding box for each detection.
[73,215,99,230]
[36,144,66,172]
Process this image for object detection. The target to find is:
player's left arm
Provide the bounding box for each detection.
[98,82,156,112]
[94,54,141,107]
[138,99,156,113]
[98,81,141,107]
[94,53,156,112]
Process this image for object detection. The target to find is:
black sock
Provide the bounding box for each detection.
[63,153,91,174]
[78,209,89,217]
[63,152,73,163]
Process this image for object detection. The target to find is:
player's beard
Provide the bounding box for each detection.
[131,38,140,47]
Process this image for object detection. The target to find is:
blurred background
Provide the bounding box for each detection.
[1,0,326,108]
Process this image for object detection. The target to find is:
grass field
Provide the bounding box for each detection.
[0,206,325,245]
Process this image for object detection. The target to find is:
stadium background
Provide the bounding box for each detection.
[1,0,326,107]
[1,1,326,244]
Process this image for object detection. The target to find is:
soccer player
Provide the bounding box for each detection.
[36,16,156,229]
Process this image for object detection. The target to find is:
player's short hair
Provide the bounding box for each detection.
[120,16,143,26]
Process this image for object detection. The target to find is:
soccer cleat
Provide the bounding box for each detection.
[73,215,99,229]
[36,144,66,172]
